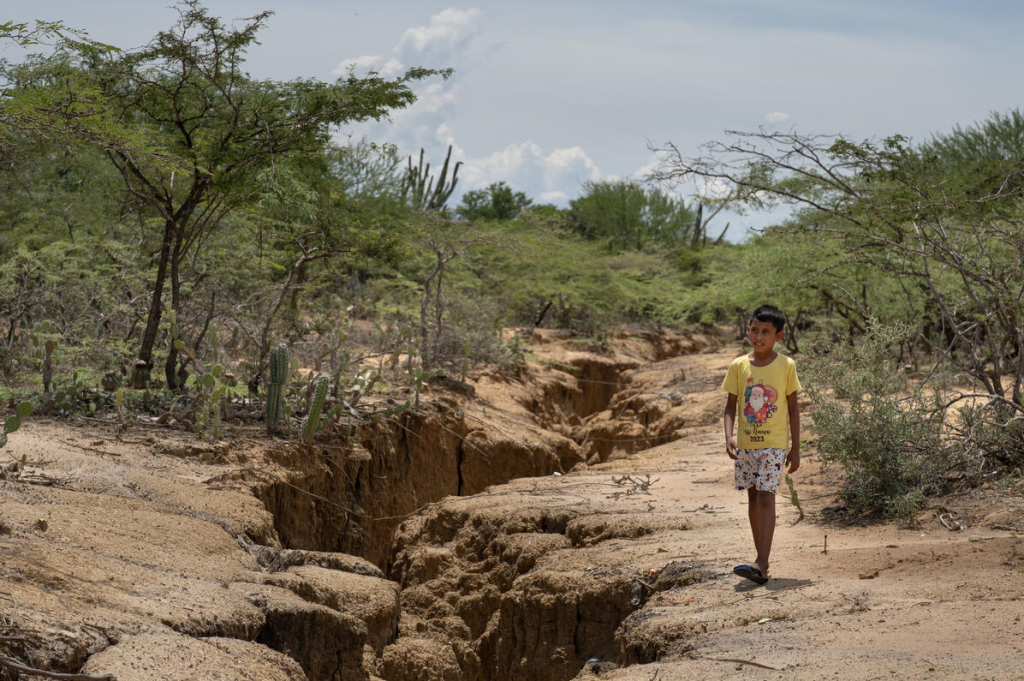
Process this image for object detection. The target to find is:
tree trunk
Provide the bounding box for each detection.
[132,218,175,388]
[164,232,185,389]
[285,259,308,332]
[433,266,444,366]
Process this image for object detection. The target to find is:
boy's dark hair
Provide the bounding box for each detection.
[749,304,786,332]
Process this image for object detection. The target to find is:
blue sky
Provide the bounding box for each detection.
[9,1,1024,236]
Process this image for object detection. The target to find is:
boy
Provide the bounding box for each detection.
[721,305,802,585]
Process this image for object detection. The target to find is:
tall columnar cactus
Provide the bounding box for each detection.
[42,339,54,394]
[302,375,330,444]
[400,145,462,211]
[266,345,289,434]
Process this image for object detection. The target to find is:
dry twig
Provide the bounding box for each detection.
[0,656,115,680]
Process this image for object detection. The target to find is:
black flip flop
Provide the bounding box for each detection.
[733,564,768,585]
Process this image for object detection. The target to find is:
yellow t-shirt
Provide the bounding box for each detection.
[720,353,802,450]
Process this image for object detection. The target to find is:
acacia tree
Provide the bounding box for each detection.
[651,126,1024,413]
[9,2,446,388]
[456,181,532,221]
[568,179,697,251]
[415,214,519,367]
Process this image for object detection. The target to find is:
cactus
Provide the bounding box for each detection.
[102,370,120,392]
[1,402,33,449]
[400,145,462,211]
[302,375,330,444]
[131,359,151,389]
[42,339,54,394]
[266,344,289,434]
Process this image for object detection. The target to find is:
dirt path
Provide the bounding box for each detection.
[569,350,1024,680]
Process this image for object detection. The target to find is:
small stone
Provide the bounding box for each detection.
[35,518,48,532]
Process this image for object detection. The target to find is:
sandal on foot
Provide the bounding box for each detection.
[733,564,768,585]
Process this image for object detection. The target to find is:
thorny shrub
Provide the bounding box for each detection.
[805,322,964,519]
[954,402,1024,472]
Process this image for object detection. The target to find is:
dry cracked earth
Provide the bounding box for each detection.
[1,328,1023,681]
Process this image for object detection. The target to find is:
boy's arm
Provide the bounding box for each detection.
[724,393,738,459]
[786,391,800,473]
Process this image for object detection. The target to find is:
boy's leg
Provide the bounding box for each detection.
[753,490,776,575]
[746,487,760,556]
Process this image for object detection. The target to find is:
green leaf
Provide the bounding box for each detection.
[202,374,216,388]
[211,364,223,377]
[16,401,33,418]
[4,416,21,434]
[174,339,184,351]
[0,433,7,448]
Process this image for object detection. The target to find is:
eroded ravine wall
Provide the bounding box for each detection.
[249,330,710,680]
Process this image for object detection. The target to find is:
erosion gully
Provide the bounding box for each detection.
[251,335,701,681]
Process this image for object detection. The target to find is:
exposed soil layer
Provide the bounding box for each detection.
[249,328,700,569]
[3,327,1024,680]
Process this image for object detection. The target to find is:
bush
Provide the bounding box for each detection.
[805,323,951,519]
[955,401,1024,471]
[432,292,507,368]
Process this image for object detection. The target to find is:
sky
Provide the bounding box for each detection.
[9,1,1024,237]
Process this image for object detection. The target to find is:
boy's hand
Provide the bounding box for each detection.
[786,445,800,473]
[724,393,738,460]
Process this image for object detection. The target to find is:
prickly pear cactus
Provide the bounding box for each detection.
[266,345,289,434]
[1,402,33,449]
[302,375,330,444]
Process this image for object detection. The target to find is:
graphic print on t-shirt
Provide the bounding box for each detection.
[742,378,778,425]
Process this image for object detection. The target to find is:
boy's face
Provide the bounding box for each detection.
[747,318,783,355]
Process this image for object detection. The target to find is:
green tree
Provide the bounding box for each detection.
[0,21,161,159]
[456,181,532,221]
[653,120,1024,410]
[568,179,696,251]
[4,2,447,388]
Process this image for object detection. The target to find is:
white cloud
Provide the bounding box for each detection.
[397,8,482,66]
[765,111,791,124]
[542,146,600,188]
[630,150,670,183]
[333,55,404,77]
[455,140,602,205]
[337,8,484,157]
[695,177,732,199]
[539,191,568,204]
[333,54,382,76]
[334,9,603,208]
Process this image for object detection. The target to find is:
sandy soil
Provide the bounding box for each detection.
[565,352,1024,680]
[1,331,1022,680]
[387,341,1024,681]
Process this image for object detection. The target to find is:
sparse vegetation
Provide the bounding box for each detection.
[0,2,1022,518]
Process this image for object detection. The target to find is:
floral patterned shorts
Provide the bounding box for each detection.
[735,448,787,494]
